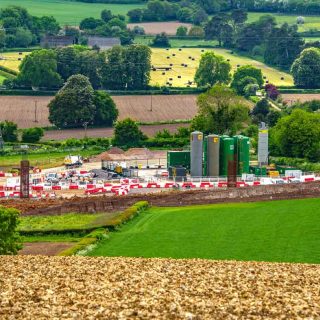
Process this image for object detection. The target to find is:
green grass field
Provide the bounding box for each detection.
[89,198,320,263]
[0,0,145,25]
[135,37,219,48]
[19,212,118,232]
[0,149,100,169]
[151,48,293,87]
[247,12,320,32]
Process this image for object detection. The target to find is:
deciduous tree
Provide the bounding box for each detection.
[192,84,250,135]
[48,74,95,128]
[194,52,231,87]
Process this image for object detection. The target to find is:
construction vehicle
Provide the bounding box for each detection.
[64,155,83,168]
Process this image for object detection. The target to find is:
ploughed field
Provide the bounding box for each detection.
[0,95,197,129]
[89,198,320,264]
[0,255,319,319]
[128,22,192,35]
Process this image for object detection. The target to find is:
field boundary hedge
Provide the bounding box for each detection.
[58,228,108,256]
[0,88,204,96]
[106,201,149,229]
[279,88,320,94]
[57,201,149,256]
[0,66,18,76]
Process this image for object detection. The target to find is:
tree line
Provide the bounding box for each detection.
[0,6,60,48]
[204,11,305,70]
[7,44,151,90]
[79,9,134,45]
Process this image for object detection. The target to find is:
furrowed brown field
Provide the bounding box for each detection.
[282,93,320,104]
[44,123,189,140]
[0,95,197,128]
[127,21,192,35]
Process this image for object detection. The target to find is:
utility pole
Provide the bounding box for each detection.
[0,126,4,150]
[149,94,153,112]
[34,100,38,123]
[83,121,89,139]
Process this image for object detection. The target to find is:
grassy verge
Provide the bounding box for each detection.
[18,212,119,234]
[88,198,320,263]
[21,234,82,243]
[0,149,100,169]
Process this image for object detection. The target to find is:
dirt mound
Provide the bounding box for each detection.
[93,147,167,162]
[0,256,319,319]
[125,148,154,159]
[92,147,125,161]
[108,147,124,154]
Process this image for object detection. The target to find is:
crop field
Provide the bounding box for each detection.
[128,22,192,35]
[151,48,294,87]
[0,52,29,72]
[282,93,320,104]
[43,123,189,140]
[2,49,293,87]
[0,0,145,25]
[247,12,320,32]
[1,256,319,319]
[0,95,197,129]
[89,198,320,263]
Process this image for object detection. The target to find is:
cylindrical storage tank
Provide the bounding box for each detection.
[207,134,220,177]
[219,136,234,176]
[203,136,208,177]
[234,135,250,175]
[190,131,203,177]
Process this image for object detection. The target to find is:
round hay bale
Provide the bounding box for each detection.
[162,72,166,75]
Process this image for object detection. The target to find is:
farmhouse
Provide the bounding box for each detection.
[87,36,120,50]
[40,35,76,48]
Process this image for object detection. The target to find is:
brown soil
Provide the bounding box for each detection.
[19,242,73,256]
[93,147,167,161]
[0,256,319,319]
[282,93,320,103]
[1,181,319,216]
[0,95,197,129]
[44,123,189,140]
[128,21,192,35]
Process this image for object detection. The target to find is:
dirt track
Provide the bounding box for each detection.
[0,256,319,319]
[2,181,319,216]
[0,95,197,129]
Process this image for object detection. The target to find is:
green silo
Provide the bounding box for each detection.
[234,135,250,175]
[219,136,234,176]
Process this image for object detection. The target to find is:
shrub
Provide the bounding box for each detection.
[58,228,108,256]
[265,83,280,100]
[22,127,44,143]
[0,206,22,255]
[107,201,149,228]
[151,33,170,47]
